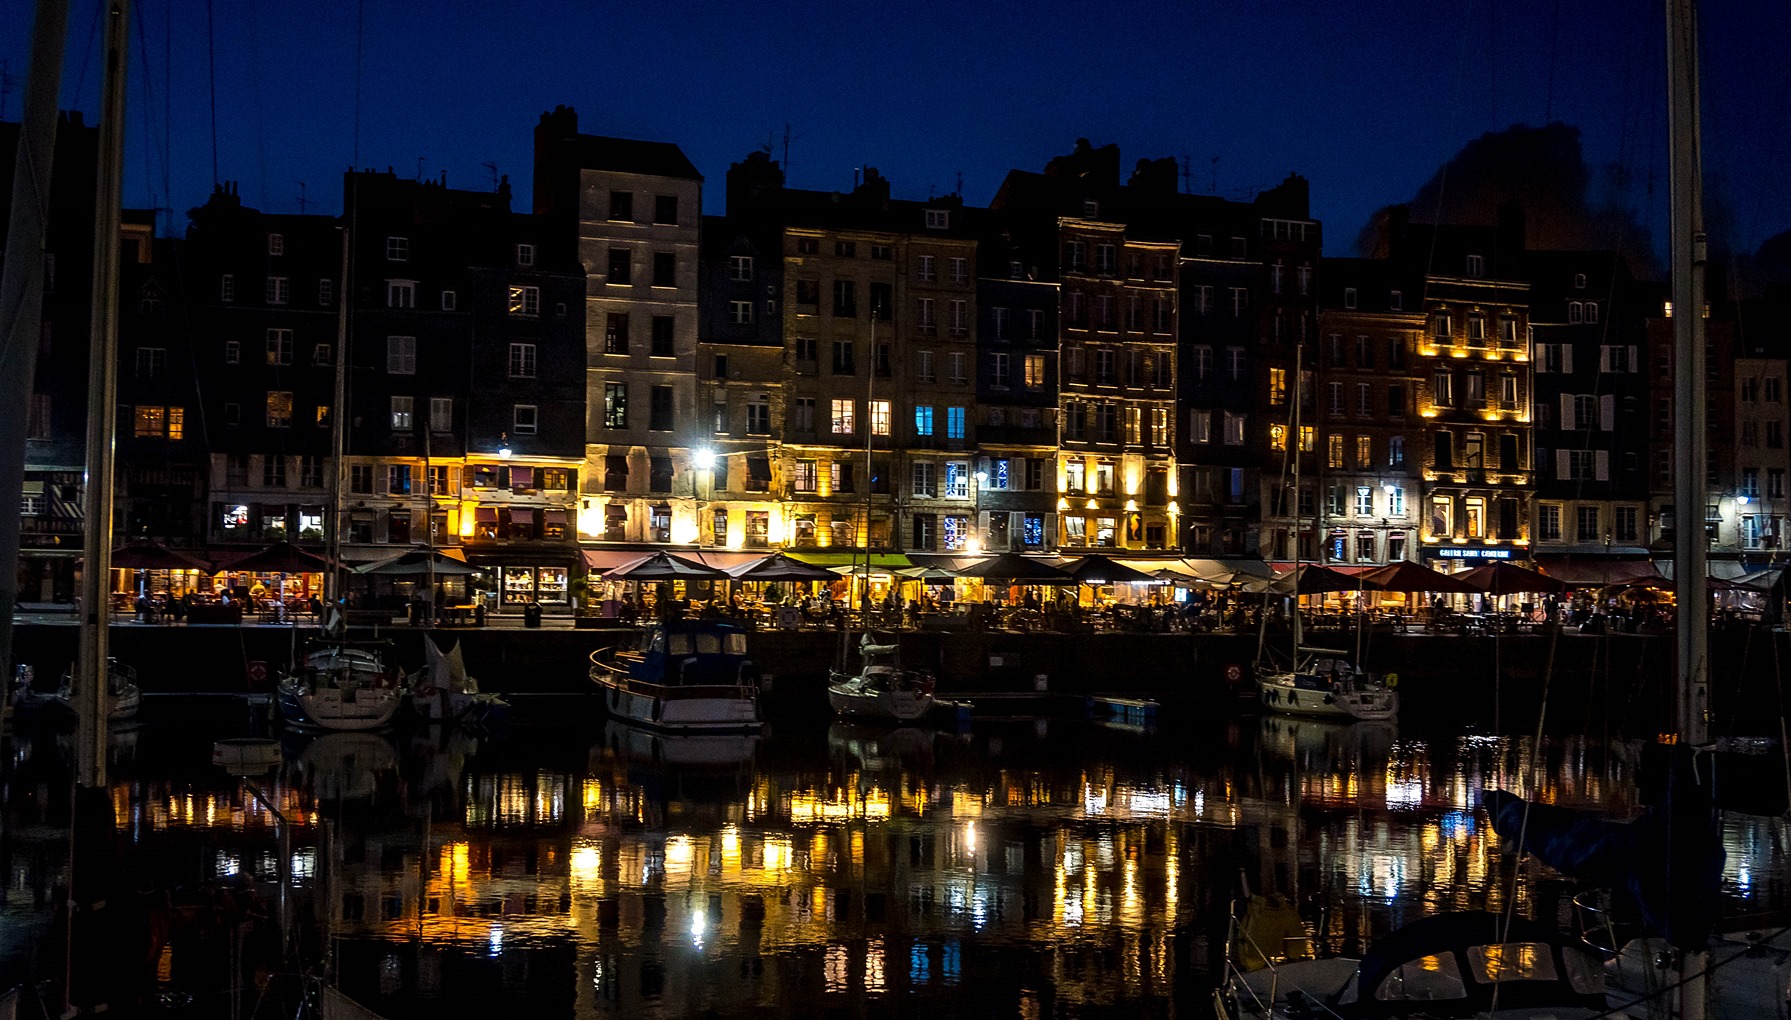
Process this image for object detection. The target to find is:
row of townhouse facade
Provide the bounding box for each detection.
[11,109,1791,608]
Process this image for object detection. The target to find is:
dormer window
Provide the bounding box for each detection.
[516,243,536,268]
[1083,200,1100,218]
[1466,254,1485,277]
[267,233,284,256]
[1343,288,1358,310]
[925,208,949,230]
[1574,273,1587,289]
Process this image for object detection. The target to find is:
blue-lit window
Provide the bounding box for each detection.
[942,515,967,550]
[1022,515,1045,547]
[945,462,969,498]
[946,406,966,440]
[991,458,1010,490]
[915,405,934,436]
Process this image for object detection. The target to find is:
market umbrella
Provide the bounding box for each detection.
[726,551,839,582]
[1057,555,1162,586]
[951,552,1075,584]
[895,565,959,581]
[354,549,479,576]
[109,542,212,571]
[604,551,731,580]
[1456,561,1569,595]
[229,540,335,574]
[1271,564,1384,595]
[1359,561,1484,595]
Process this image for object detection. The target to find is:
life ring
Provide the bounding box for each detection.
[1385,673,1400,689]
[1223,663,1244,686]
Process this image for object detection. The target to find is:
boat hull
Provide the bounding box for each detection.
[594,674,760,732]
[828,677,934,722]
[1255,674,1398,722]
[277,678,402,731]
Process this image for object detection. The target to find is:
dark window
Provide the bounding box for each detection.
[652,252,676,287]
[835,462,855,493]
[713,354,729,379]
[1388,338,1406,369]
[603,455,628,490]
[1434,430,1453,469]
[1498,499,1519,540]
[649,386,674,431]
[1387,384,1405,416]
[835,240,857,258]
[745,456,771,492]
[795,337,817,362]
[654,195,678,224]
[603,382,628,429]
[1145,468,1169,505]
[796,279,820,305]
[649,456,673,493]
[833,280,856,317]
[870,282,893,321]
[605,313,629,354]
[607,248,631,285]
[609,191,634,221]
[650,316,674,357]
[874,343,892,378]
[1499,434,1519,471]
[832,340,855,375]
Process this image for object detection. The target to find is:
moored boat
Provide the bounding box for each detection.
[828,638,935,722]
[11,659,141,723]
[277,641,403,732]
[1254,650,1397,722]
[588,619,760,732]
[410,637,509,728]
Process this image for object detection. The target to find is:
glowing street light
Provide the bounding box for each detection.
[693,448,717,471]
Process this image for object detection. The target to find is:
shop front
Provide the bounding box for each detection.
[464,550,578,615]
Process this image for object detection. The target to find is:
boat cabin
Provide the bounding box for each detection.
[623,620,755,687]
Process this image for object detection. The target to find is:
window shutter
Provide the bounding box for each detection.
[978,511,991,541]
[1628,346,1639,371]
[1535,344,1548,373]
[1560,393,1576,431]
[1600,395,1615,430]
[1599,346,1611,373]
[1561,346,1574,373]
[1595,451,1610,481]
[1556,449,1571,480]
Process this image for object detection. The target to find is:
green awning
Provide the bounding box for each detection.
[787,551,913,569]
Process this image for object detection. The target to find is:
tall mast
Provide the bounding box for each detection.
[1291,342,1303,654]
[1667,0,1708,746]
[329,215,351,607]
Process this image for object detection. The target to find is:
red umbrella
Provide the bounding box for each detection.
[227,541,335,574]
[1360,561,1485,594]
[1273,564,1384,595]
[1456,561,1569,595]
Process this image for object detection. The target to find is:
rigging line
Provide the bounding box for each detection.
[1576,923,1791,1020]
[207,0,218,186]
[352,0,364,169]
[1543,0,1561,124]
[70,0,104,117]
[1487,618,1558,1015]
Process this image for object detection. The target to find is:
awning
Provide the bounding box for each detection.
[510,466,535,488]
[543,509,568,525]
[788,551,912,569]
[508,508,534,524]
[1184,557,1272,581]
[583,549,653,573]
[474,507,498,523]
[1535,556,1665,587]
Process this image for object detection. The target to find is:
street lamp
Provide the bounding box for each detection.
[498,433,512,460]
[693,448,716,546]
[973,469,989,554]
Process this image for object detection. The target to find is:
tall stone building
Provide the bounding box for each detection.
[534,106,703,550]
[1382,207,1535,567]
[1308,259,1425,567]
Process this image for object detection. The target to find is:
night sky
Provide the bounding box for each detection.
[2,0,1786,266]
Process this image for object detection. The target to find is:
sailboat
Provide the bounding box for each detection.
[410,636,508,727]
[1253,346,1398,722]
[824,308,937,722]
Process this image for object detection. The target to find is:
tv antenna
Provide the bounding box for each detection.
[1210,156,1219,194]
[416,156,426,181]
[781,122,803,170]
[482,162,500,191]
[1178,156,1192,194]
[296,182,310,214]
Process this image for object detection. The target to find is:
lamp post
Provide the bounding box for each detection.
[693,447,716,547]
[970,468,989,554]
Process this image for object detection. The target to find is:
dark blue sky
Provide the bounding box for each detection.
[4,0,1785,259]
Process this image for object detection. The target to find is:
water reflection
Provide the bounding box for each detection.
[0,706,1786,1017]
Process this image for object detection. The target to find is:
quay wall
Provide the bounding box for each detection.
[10,622,1781,733]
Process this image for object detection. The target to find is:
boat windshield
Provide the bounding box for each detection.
[1373,952,1466,1001]
[1464,943,1558,984]
[725,633,747,655]
[668,633,692,655]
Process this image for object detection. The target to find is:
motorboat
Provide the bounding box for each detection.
[277,641,403,732]
[828,637,936,722]
[1254,650,1397,722]
[11,659,141,723]
[1222,907,1614,1018]
[410,637,509,729]
[588,619,760,732]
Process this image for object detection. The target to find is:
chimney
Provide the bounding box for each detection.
[726,150,785,216]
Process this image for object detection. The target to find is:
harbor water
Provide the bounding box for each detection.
[0,696,1785,1017]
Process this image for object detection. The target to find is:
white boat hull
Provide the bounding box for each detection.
[828,678,934,721]
[1256,674,1398,722]
[595,675,760,732]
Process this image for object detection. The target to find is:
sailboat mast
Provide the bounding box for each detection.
[75,0,130,791]
[1291,342,1303,653]
[862,312,876,615]
[0,0,69,688]
[1667,0,1709,746]
[329,221,350,607]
